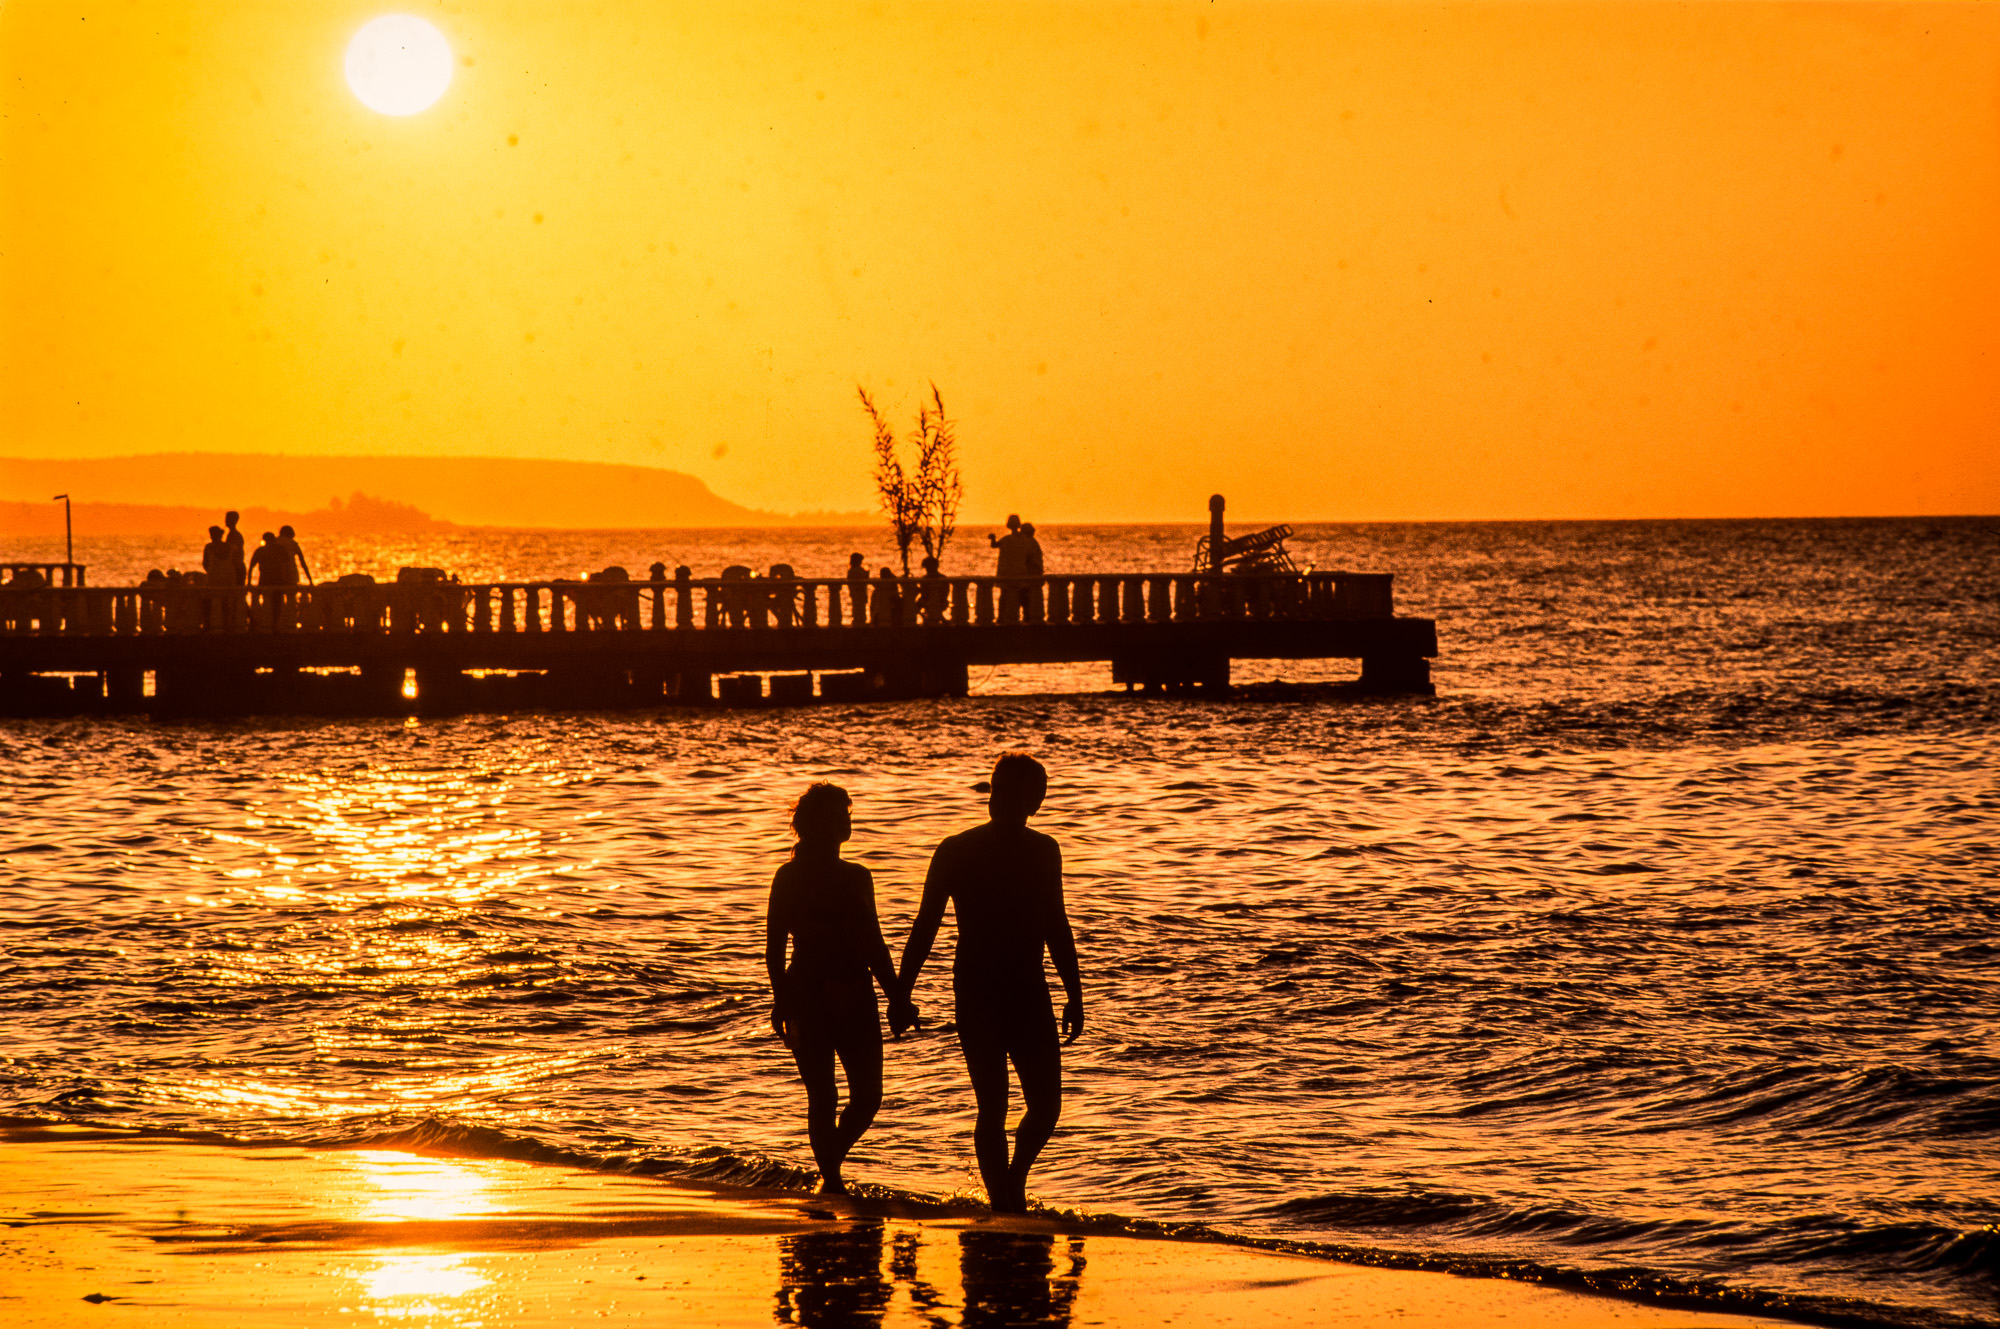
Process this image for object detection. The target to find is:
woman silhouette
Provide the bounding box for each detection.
[766,783,914,1195]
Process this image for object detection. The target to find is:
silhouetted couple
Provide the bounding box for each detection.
[765,753,1082,1212]
[990,514,1044,579]
[991,516,1045,622]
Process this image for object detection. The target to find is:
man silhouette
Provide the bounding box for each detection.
[991,517,1031,621]
[222,511,247,586]
[1019,523,1045,622]
[845,553,869,624]
[248,532,287,586]
[898,753,1082,1213]
[276,525,313,584]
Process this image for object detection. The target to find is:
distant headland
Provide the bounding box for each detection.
[0,454,869,532]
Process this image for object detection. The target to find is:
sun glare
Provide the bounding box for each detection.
[344,15,453,117]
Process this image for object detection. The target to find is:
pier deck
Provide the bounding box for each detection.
[0,570,1437,716]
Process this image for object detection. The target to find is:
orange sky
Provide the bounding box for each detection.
[4,1,1996,523]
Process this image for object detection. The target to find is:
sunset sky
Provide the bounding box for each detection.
[4,1,1995,523]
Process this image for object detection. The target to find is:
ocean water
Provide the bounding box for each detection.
[2,517,1995,1327]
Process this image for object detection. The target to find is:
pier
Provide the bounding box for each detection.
[0,569,1437,717]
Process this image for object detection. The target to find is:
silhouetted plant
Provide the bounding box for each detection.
[911,385,962,571]
[858,383,963,575]
[859,386,919,574]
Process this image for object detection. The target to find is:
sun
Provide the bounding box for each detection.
[344,15,454,117]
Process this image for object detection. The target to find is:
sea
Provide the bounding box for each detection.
[2,517,1995,1328]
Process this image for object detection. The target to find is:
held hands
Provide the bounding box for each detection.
[1062,996,1084,1044]
[888,997,922,1039]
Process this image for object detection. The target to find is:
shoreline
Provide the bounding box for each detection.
[1,1122,1820,1328]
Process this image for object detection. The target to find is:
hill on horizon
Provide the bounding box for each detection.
[0,454,868,529]
[1,492,450,540]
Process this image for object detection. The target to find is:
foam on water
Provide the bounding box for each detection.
[2,517,1995,1328]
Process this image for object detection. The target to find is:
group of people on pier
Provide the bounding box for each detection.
[135,511,316,591]
[9,516,1056,631]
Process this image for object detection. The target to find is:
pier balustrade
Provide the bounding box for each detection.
[0,571,1397,638]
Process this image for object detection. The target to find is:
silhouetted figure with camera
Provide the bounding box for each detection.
[987,513,1022,557]
[899,753,1082,1213]
[767,783,918,1196]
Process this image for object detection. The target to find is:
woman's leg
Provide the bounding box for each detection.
[829,1016,884,1179]
[789,1032,846,1192]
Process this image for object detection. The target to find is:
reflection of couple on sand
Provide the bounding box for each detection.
[765,753,1082,1212]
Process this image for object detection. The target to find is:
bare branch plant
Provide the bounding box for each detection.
[912,384,962,570]
[858,385,919,574]
[858,382,963,575]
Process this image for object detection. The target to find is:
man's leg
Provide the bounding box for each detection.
[959,1023,1016,1211]
[1005,1030,1063,1212]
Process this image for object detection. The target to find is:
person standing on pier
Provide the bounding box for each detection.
[845,553,869,625]
[276,526,314,585]
[198,526,233,630]
[766,783,916,1196]
[1020,523,1045,623]
[919,556,947,625]
[870,565,902,627]
[897,753,1083,1214]
[201,526,230,583]
[222,511,247,586]
[247,532,290,586]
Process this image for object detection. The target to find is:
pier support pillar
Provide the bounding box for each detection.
[414,666,471,717]
[547,663,647,710]
[107,667,145,712]
[1358,654,1434,695]
[264,664,302,713]
[880,657,969,700]
[359,664,408,716]
[0,670,79,717]
[152,664,256,718]
[666,671,711,705]
[917,657,969,698]
[631,665,669,707]
[1113,653,1230,694]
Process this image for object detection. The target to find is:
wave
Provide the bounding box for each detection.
[1260,1188,1998,1329]
[4,1109,1992,1329]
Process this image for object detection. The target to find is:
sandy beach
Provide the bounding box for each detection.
[0,1124,1813,1329]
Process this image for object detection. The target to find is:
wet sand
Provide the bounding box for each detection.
[1,1126,1808,1328]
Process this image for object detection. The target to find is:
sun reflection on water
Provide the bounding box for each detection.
[348,1150,503,1221]
[355,1253,491,1322]
[362,1252,489,1298]
[326,1154,502,1324]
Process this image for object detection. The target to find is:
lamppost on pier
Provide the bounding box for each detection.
[52,494,72,568]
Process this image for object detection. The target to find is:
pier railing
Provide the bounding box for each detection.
[0,571,1395,638]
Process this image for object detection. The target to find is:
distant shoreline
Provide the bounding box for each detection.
[0,494,877,539]
[0,453,875,531]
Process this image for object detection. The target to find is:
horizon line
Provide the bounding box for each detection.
[6,514,1995,538]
